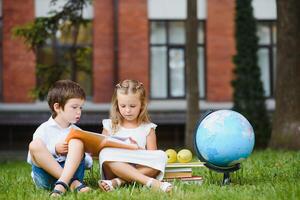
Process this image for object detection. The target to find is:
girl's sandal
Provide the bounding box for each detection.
[50,181,69,197]
[98,178,122,192]
[146,178,172,193]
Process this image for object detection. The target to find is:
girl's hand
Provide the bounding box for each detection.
[137,146,145,150]
[129,137,145,150]
[129,137,138,145]
[55,142,68,155]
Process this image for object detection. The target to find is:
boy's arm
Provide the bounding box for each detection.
[33,127,59,157]
[47,143,57,156]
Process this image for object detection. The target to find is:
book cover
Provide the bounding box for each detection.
[164,171,193,179]
[65,128,138,156]
[163,176,203,185]
[165,167,192,173]
[166,161,205,168]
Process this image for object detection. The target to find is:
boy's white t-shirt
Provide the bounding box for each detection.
[27,117,93,169]
[102,119,157,149]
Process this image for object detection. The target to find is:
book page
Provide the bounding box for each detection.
[65,128,137,156]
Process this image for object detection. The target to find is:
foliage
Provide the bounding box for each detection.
[232,0,271,148]
[1,150,300,199]
[12,0,92,100]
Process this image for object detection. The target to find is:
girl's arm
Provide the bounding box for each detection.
[146,128,157,150]
[102,129,110,136]
[101,128,140,150]
[99,128,110,150]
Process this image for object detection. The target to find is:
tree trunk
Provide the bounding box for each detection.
[269,0,300,149]
[185,0,200,150]
[70,24,80,82]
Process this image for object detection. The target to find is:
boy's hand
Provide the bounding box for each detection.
[55,142,68,155]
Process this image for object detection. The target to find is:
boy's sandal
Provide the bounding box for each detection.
[50,181,69,197]
[98,178,122,192]
[70,178,90,193]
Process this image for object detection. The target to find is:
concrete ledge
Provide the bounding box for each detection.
[0,100,275,125]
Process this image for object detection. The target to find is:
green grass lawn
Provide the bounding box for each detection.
[1,149,300,200]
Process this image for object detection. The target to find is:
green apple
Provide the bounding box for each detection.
[177,149,192,163]
[165,149,177,163]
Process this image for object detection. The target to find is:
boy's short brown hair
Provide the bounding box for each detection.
[47,80,86,118]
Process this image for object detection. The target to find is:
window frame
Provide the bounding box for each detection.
[149,19,206,100]
[256,20,276,98]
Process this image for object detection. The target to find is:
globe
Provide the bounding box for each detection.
[194,110,255,168]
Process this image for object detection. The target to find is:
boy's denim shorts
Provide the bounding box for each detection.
[31,158,85,190]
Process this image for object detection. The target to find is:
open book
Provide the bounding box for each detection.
[65,128,138,156]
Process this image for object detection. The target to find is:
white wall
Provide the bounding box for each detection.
[148,0,277,20]
[148,0,206,19]
[252,0,277,19]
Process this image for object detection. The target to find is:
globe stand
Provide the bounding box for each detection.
[194,110,242,185]
[194,147,241,185]
[223,172,230,185]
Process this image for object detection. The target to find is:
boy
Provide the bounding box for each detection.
[27,80,92,197]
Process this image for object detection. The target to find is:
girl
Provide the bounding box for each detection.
[98,79,172,193]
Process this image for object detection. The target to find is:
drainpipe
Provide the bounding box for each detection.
[113,0,119,85]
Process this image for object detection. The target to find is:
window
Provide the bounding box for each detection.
[257,21,276,98]
[35,0,93,98]
[150,20,205,99]
[37,21,93,97]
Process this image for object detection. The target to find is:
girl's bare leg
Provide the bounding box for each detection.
[135,165,159,178]
[105,162,171,191]
[100,163,159,190]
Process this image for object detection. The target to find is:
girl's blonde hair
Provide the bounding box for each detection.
[110,79,151,133]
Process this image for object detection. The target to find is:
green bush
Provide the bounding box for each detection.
[232,0,271,148]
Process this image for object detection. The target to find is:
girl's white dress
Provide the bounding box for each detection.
[99,119,167,180]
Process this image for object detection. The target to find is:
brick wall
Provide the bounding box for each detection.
[93,0,149,103]
[2,0,35,102]
[118,0,149,92]
[93,1,115,102]
[206,0,236,101]
[1,0,235,103]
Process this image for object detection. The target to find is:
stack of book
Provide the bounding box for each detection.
[164,161,204,185]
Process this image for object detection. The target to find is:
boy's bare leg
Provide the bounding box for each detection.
[56,139,89,192]
[29,139,63,178]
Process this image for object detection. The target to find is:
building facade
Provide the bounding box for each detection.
[1,0,277,103]
[0,0,277,149]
